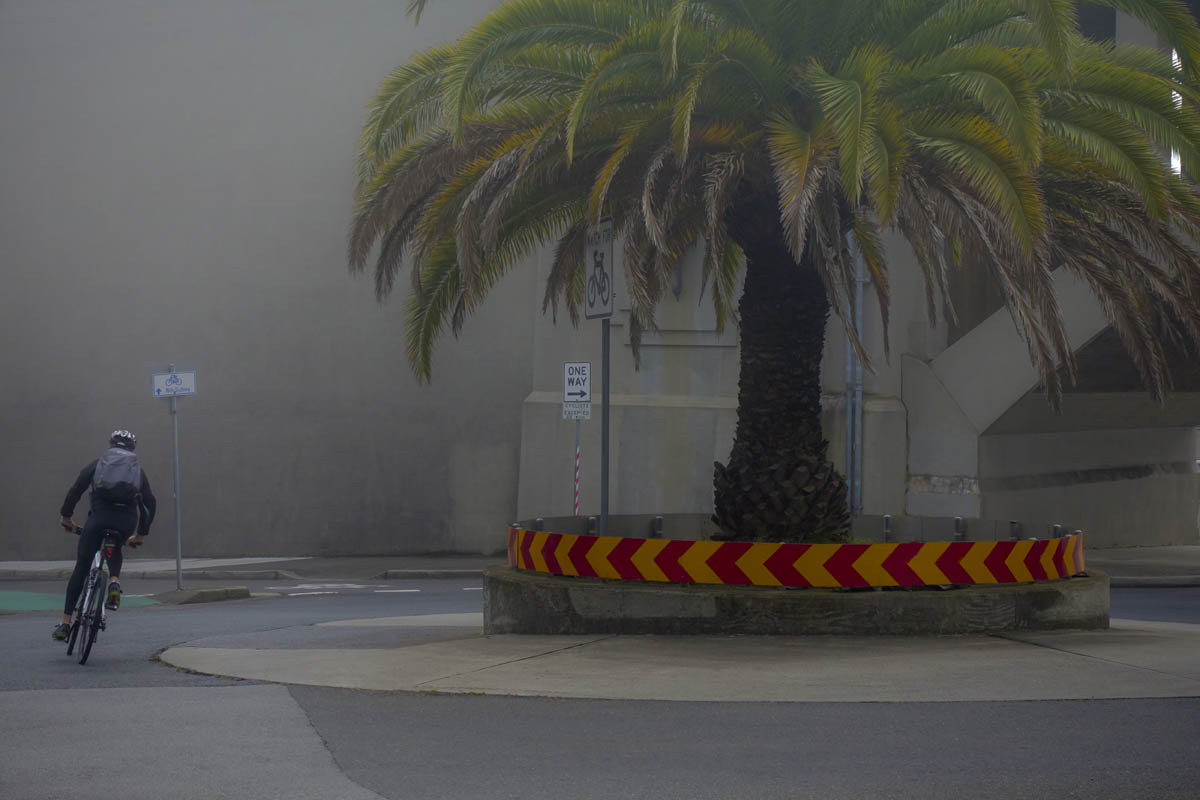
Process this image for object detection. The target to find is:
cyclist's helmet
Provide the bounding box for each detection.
[109,430,137,451]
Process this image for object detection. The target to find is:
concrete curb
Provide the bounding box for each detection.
[484,565,1111,635]
[152,586,251,605]
[1109,576,1200,588]
[375,569,485,580]
[1,568,488,581]
[0,570,77,580]
[0,570,287,581]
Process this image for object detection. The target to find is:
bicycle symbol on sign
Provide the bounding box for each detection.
[165,373,183,387]
[587,248,611,308]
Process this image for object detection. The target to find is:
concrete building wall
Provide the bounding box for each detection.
[517,244,742,521]
[3,1,1195,557]
[980,428,1200,547]
[1,0,528,559]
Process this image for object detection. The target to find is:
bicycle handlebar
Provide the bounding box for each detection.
[66,524,142,547]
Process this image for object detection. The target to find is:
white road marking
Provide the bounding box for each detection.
[374,589,421,593]
[461,587,483,591]
[287,591,337,596]
[317,612,483,628]
[266,583,377,590]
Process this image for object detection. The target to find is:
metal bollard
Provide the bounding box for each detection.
[534,517,545,531]
[954,516,967,541]
[1052,523,1064,539]
[883,514,893,543]
[650,515,664,538]
[587,516,598,534]
[1009,520,1021,541]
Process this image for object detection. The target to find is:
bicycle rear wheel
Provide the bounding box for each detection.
[66,572,94,656]
[78,571,106,665]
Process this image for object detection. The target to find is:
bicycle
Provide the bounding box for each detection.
[65,527,139,665]
[587,249,611,308]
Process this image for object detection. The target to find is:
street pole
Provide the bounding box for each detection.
[573,419,581,516]
[169,364,183,591]
[600,317,610,536]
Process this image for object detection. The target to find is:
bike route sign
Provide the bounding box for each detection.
[584,217,615,319]
[563,361,591,420]
[152,371,197,397]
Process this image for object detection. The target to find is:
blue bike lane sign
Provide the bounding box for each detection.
[584,217,615,320]
[152,371,197,397]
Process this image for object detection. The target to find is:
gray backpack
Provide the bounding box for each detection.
[92,447,142,505]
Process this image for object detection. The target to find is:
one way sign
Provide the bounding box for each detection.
[563,362,591,402]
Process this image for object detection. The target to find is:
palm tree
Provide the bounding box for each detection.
[349,0,1200,543]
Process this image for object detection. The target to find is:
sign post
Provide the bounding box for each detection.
[152,365,195,590]
[563,362,592,516]
[584,218,615,535]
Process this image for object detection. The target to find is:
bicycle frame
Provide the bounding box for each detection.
[89,545,111,628]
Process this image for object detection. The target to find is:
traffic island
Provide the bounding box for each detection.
[152,586,251,605]
[483,566,1109,635]
[484,524,1109,635]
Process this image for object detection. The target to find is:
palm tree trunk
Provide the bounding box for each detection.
[714,207,850,543]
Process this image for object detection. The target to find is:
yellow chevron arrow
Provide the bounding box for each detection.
[1060,536,1075,577]
[528,532,549,573]
[852,544,898,587]
[556,534,580,577]
[1006,540,1034,583]
[586,536,622,579]
[736,543,783,587]
[1040,539,1060,579]
[961,542,996,584]
[630,538,671,583]
[908,541,950,585]
[677,541,723,584]
[1075,534,1087,572]
[795,544,840,587]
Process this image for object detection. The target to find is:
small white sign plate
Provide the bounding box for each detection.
[563,361,592,403]
[562,402,591,420]
[584,217,615,319]
[152,371,197,397]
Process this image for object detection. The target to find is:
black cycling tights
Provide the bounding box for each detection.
[63,521,127,615]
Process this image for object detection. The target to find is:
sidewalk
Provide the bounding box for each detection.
[4,546,1199,585]
[159,615,1200,703]
[0,554,502,582]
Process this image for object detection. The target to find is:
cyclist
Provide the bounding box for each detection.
[52,430,157,640]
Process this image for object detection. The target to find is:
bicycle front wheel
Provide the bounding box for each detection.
[78,573,106,665]
[65,606,82,655]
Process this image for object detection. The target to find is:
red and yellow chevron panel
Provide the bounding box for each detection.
[506,527,1087,588]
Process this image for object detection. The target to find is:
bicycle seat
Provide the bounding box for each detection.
[100,530,123,547]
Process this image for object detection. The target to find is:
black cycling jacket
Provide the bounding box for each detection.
[60,459,157,536]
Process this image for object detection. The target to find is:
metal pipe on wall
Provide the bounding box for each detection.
[852,245,865,517]
[844,241,866,518]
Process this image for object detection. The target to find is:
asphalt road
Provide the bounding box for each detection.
[1,581,1197,799]
[1110,586,1200,624]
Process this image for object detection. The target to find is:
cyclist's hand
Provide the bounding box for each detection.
[60,517,77,533]
[127,533,145,548]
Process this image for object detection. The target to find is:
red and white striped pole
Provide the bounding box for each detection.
[573,420,581,516]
